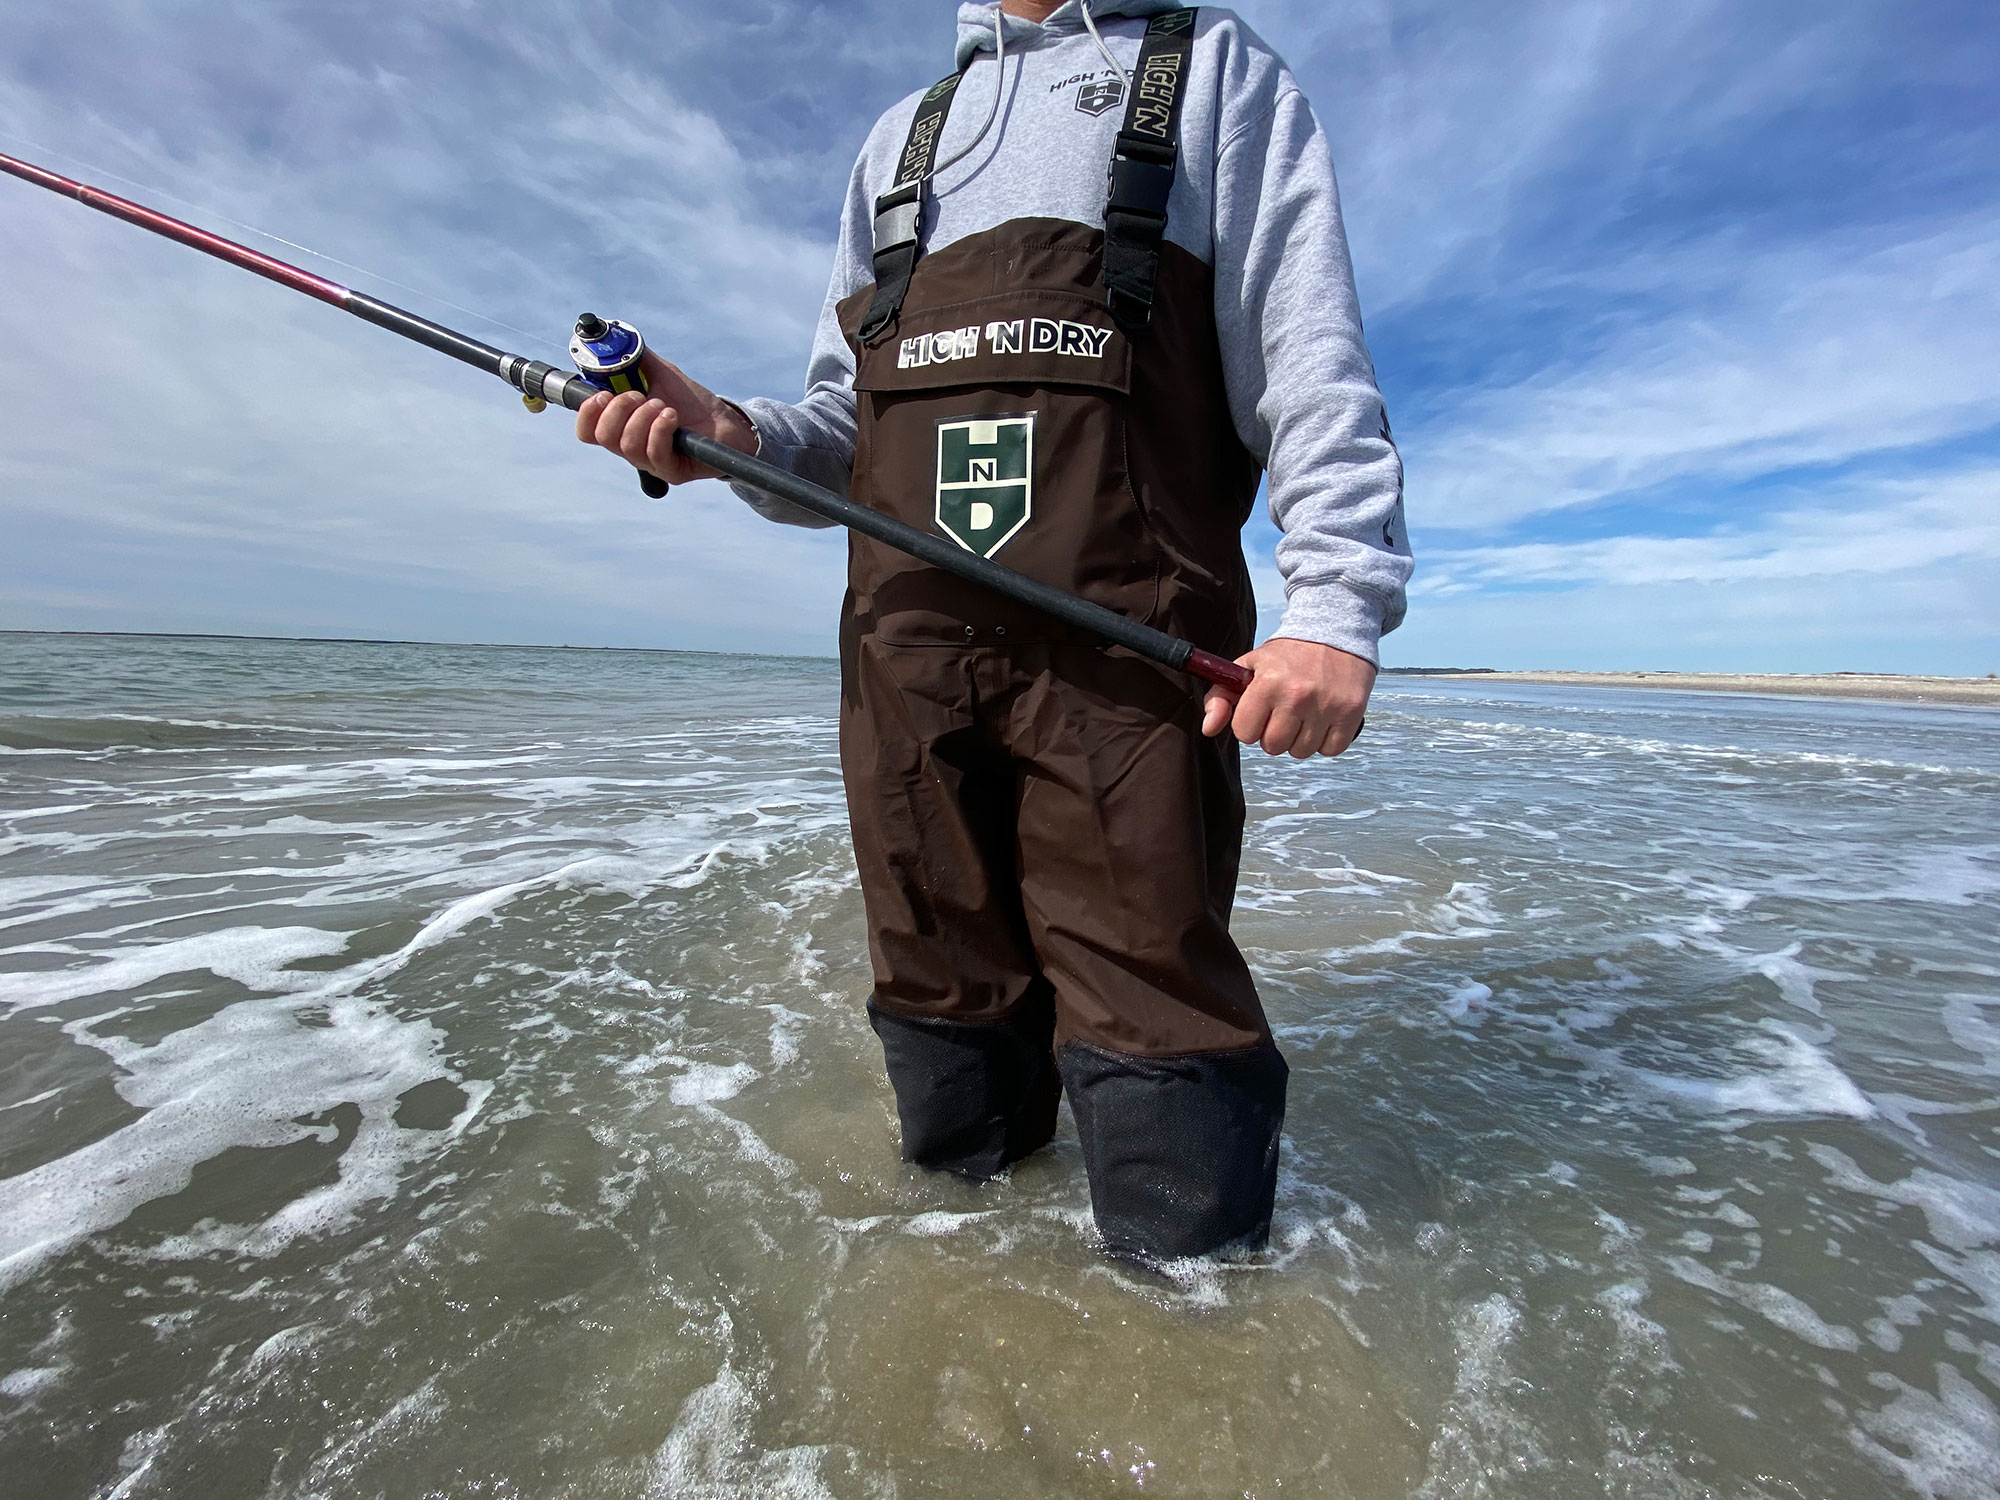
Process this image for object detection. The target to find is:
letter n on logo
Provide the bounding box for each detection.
[935,414,1034,559]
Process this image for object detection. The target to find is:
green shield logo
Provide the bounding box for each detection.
[935,415,1034,558]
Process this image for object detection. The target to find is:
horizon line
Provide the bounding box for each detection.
[6,629,1993,682]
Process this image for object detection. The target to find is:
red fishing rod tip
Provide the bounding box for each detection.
[0,149,349,305]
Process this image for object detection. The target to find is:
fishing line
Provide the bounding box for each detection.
[0,128,566,355]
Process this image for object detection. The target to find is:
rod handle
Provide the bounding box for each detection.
[639,472,668,499]
[1185,649,1253,696]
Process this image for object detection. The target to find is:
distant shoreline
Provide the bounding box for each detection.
[1388,669,2000,707]
[6,633,1995,706]
[0,628,834,666]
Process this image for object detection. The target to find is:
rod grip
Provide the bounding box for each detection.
[1184,649,1254,695]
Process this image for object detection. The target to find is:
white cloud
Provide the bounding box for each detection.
[1413,464,2000,594]
[1409,219,2000,528]
[1391,464,2000,672]
[0,5,854,653]
[1254,0,1884,309]
[1387,558,2000,675]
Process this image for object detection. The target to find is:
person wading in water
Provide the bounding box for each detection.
[577,0,1410,1260]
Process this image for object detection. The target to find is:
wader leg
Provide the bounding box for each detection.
[843,632,1060,1179]
[1008,646,1285,1258]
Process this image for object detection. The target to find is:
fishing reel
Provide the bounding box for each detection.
[541,312,668,499]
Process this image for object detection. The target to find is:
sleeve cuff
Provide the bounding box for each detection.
[1272,580,1387,666]
[722,401,839,530]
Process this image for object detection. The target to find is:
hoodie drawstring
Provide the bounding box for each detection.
[1079,4,1133,90]
[933,10,1007,178]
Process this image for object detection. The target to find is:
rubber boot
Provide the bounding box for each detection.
[1058,1040,1287,1259]
[869,996,1061,1179]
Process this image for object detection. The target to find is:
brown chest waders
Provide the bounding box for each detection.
[842,9,1286,1259]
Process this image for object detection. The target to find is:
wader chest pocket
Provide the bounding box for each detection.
[848,291,1159,641]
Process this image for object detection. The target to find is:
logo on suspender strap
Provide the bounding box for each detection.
[1104,8,1197,332]
[1126,8,1196,144]
[935,414,1035,559]
[897,75,962,186]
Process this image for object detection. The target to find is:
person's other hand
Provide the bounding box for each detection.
[573,349,757,487]
[1200,637,1374,757]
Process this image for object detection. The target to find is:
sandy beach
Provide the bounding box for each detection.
[1397,669,2000,706]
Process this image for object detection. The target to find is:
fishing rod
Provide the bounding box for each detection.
[0,150,1254,697]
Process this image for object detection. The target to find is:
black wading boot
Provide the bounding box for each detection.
[869,996,1062,1179]
[1059,1040,1287,1260]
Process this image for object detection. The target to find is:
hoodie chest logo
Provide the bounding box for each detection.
[1075,77,1125,117]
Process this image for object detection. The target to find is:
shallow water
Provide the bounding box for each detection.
[2,631,1997,1499]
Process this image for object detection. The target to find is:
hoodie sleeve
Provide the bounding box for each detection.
[1209,50,1412,663]
[723,144,880,526]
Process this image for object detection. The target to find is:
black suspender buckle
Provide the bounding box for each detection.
[858,67,967,344]
[872,179,925,257]
[1108,134,1176,224]
[1107,169,1174,246]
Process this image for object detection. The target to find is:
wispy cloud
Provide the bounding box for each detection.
[0,3,861,650]
[1413,218,2000,528]
[1415,465,2000,594]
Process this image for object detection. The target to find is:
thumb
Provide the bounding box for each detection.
[636,347,681,391]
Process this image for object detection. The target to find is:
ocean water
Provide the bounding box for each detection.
[2,630,1997,1499]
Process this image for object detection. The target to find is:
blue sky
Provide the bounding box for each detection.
[1,0,1995,672]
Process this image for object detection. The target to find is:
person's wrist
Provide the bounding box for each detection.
[710,396,759,458]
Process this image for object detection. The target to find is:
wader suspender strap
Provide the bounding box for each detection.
[1104,7,1197,332]
[857,71,965,343]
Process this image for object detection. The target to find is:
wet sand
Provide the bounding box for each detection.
[1401,669,2000,706]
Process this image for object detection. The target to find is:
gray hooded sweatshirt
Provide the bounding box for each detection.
[731,0,1410,662]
